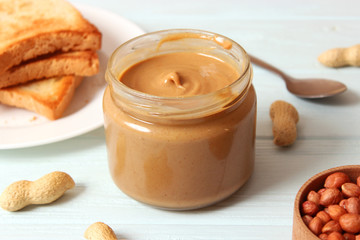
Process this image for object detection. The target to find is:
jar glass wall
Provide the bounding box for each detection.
[103,29,257,210]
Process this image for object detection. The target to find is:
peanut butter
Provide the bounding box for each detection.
[119,51,240,97]
[103,29,256,210]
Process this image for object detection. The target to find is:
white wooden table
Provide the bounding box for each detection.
[1,0,360,239]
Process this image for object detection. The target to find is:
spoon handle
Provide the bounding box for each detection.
[248,54,289,79]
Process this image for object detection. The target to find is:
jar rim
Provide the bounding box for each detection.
[105,29,253,119]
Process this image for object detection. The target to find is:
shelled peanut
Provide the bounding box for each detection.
[301,172,360,239]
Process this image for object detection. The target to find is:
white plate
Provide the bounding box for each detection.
[0,4,145,149]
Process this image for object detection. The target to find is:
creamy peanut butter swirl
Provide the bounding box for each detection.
[119,51,240,97]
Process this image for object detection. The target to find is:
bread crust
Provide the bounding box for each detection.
[0,0,102,74]
[0,50,99,88]
[0,0,101,120]
[0,76,83,120]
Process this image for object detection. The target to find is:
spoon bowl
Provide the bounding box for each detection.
[284,76,347,99]
[249,54,347,99]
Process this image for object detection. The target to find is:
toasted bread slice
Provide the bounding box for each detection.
[0,75,83,120]
[0,0,101,75]
[0,51,99,88]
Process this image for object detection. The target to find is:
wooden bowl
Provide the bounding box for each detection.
[292,165,360,240]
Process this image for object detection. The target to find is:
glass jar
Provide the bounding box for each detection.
[103,29,256,210]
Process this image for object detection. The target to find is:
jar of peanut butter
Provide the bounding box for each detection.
[103,29,256,210]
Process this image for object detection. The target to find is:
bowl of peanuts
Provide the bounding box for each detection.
[293,165,360,240]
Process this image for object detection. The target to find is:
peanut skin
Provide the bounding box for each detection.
[0,171,75,211]
[318,44,360,68]
[270,100,299,146]
[339,213,360,234]
[325,172,351,189]
[84,222,117,240]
